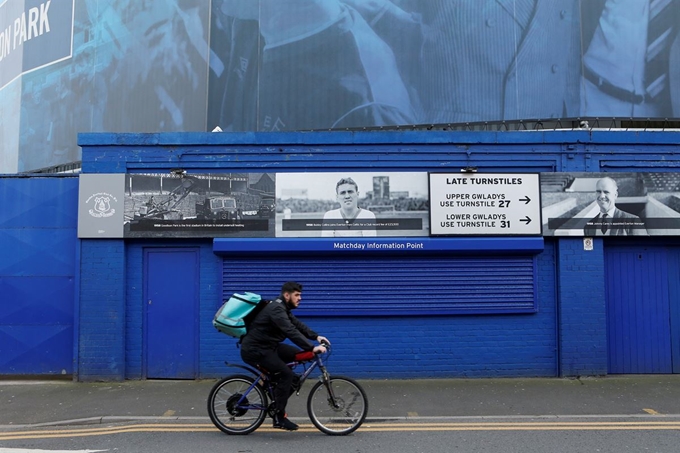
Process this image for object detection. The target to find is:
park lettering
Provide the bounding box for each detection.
[0,1,51,62]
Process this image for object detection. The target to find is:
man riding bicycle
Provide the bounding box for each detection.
[240,281,329,431]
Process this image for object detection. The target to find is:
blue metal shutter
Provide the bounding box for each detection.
[222,255,537,316]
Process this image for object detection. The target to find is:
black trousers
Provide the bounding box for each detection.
[241,343,301,414]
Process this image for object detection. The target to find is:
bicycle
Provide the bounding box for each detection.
[207,342,368,435]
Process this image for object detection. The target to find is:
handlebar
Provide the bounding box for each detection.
[314,340,330,355]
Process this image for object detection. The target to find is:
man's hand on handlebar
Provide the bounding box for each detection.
[313,336,330,354]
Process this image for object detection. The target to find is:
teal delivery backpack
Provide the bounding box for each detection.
[213,292,265,338]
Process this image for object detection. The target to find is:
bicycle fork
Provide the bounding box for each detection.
[319,365,341,409]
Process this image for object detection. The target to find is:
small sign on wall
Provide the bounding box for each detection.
[583,237,594,251]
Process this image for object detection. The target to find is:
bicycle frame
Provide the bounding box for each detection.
[209,344,367,436]
[225,351,338,412]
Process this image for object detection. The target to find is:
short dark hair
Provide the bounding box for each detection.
[281,281,303,294]
[336,177,358,193]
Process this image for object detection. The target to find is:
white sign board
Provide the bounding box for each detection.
[429,173,541,236]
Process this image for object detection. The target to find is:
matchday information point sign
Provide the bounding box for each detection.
[429,173,542,236]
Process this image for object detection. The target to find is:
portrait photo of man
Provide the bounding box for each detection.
[583,177,648,236]
[321,177,377,237]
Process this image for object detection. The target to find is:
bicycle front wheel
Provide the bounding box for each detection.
[207,374,268,435]
[307,375,368,435]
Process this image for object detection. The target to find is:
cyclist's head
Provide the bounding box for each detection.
[281,281,303,308]
[281,281,302,294]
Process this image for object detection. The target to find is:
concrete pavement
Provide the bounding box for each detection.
[2,375,680,428]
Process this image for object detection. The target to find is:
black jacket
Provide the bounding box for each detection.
[240,298,318,352]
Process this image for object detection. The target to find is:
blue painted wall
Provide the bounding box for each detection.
[78,240,126,380]
[0,176,78,376]
[71,130,680,380]
[557,238,608,376]
[3,131,678,379]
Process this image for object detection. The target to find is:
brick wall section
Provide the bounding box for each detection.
[200,243,233,378]
[125,244,143,378]
[79,239,126,381]
[205,243,558,379]
[557,238,608,376]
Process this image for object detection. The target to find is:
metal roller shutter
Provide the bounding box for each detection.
[222,255,537,316]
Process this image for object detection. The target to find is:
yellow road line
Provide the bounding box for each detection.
[366,421,680,427]
[1,421,680,440]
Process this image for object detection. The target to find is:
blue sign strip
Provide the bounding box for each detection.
[213,237,544,254]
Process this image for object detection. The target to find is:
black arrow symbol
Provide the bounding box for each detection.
[520,216,532,224]
[519,196,531,204]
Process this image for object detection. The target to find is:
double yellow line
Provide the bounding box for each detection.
[1,420,680,440]
[0,424,214,441]
[364,421,680,431]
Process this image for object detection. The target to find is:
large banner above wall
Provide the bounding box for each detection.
[276,172,430,238]
[541,172,680,236]
[208,1,680,134]
[79,171,680,239]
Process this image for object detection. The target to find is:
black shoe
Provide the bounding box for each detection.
[272,413,299,431]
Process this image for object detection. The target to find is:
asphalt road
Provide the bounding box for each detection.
[2,375,680,428]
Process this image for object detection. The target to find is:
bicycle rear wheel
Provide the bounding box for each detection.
[307,375,368,435]
[207,374,268,435]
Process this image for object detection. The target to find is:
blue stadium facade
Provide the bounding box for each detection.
[5,130,680,380]
[1,1,680,380]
